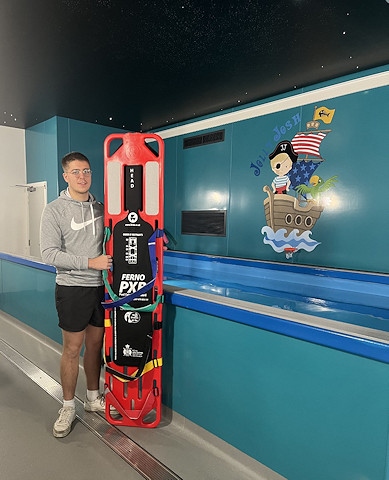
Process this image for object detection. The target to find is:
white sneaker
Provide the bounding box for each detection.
[53,406,76,438]
[84,394,120,418]
[84,394,105,412]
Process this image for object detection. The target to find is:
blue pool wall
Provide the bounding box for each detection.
[164,251,389,310]
[163,251,389,364]
[0,252,388,480]
[162,303,389,480]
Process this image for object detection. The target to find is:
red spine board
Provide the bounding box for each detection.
[103,132,164,427]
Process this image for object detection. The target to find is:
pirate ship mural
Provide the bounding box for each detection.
[261,106,338,258]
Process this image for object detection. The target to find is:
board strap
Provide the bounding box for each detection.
[101,226,164,310]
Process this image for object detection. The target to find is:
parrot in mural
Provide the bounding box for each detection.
[295,175,338,201]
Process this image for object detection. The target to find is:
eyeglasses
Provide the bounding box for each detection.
[67,168,92,176]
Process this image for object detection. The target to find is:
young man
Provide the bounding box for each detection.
[40,151,112,438]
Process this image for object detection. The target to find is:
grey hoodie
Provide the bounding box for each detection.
[40,189,104,286]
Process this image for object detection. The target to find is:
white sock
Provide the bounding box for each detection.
[63,398,75,409]
[86,389,100,402]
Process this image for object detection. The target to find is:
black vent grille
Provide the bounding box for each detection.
[183,129,225,149]
[181,210,226,236]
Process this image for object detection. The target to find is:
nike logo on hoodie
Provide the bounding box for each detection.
[71,216,103,231]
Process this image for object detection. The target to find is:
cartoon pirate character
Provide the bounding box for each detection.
[269,140,298,194]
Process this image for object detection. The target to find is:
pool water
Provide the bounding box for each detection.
[164,274,389,333]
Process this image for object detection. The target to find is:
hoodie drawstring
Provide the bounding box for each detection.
[90,203,96,236]
[81,202,86,231]
[79,199,96,236]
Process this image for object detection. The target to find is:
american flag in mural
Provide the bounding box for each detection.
[288,131,327,190]
[291,132,327,158]
[288,160,320,190]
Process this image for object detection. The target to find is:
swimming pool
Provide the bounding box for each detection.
[163,251,389,363]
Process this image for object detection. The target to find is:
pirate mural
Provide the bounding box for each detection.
[261,106,338,258]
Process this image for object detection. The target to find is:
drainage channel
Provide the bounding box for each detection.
[0,338,183,480]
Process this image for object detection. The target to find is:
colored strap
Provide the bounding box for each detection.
[118,294,164,312]
[105,357,163,382]
[102,227,164,310]
[103,332,162,381]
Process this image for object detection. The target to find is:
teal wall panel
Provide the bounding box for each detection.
[163,138,179,246]
[167,126,233,255]
[163,302,389,480]
[0,260,60,344]
[162,67,389,274]
[25,117,59,202]
[304,87,389,272]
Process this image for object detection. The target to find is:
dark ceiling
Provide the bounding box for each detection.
[1,0,389,132]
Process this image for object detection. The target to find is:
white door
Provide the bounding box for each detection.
[26,182,47,258]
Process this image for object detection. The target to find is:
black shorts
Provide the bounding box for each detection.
[55,284,105,332]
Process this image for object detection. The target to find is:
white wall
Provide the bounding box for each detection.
[0,126,28,256]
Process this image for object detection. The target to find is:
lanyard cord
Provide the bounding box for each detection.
[101,227,164,311]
